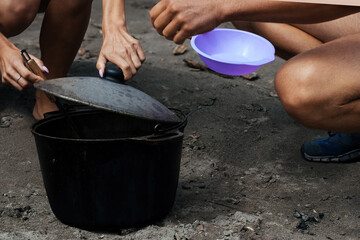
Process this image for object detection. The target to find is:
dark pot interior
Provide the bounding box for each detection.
[34,109,177,140]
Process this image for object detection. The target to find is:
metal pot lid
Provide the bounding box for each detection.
[34,74,181,123]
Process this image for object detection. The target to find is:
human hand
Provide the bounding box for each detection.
[0,44,47,91]
[96,27,145,81]
[150,0,222,44]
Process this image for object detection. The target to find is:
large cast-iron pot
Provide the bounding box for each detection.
[32,107,186,231]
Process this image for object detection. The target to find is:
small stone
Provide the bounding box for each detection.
[185,223,192,228]
[223,230,233,236]
[174,233,181,240]
[196,224,204,232]
[297,221,308,230]
[269,91,278,97]
[194,182,206,189]
[312,217,319,222]
[293,210,301,218]
[224,197,240,205]
[302,215,310,222]
[0,117,12,128]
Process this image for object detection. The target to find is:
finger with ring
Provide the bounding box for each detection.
[16,75,22,83]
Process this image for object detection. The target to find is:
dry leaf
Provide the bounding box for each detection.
[189,134,200,139]
[183,58,234,79]
[196,224,205,232]
[241,72,258,80]
[269,91,278,97]
[183,59,208,71]
[243,225,255,231]
[173,45,188,55]
[132,35,142,40]
[77,48,87,56]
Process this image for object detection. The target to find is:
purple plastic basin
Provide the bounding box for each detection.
[190,28,275,75]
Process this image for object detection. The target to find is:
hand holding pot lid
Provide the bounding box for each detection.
[97,3,146,81]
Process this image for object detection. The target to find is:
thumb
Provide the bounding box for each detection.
[96,54,107,78]
[30,55,49,73]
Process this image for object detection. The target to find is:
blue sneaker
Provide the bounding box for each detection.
[301,132,360,162]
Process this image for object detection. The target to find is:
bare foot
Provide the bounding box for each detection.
[32,90,59,120]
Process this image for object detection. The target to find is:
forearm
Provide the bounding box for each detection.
[0,32,16,52]
[98,0,145,80]
[102,0,127,37]
[219,0,360,24]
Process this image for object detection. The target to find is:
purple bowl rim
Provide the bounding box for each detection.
[190,28,275,66]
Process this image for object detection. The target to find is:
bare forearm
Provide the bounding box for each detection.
[220,0,360,24]
[98,0,145,80]
[102,0,126,36]
[0,32,15,52]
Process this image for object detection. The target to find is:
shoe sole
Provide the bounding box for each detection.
[301,146,360,163]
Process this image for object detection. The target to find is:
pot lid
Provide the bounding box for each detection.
[34,70,180,123]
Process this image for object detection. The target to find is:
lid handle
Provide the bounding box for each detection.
[103,67,125,83]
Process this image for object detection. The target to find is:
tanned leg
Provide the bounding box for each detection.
[275,33,360,132]
[0,0,41,37]
[233,13,360,132]
[33,0,93,120]
[232,21,322,60]
[232,13,360,59]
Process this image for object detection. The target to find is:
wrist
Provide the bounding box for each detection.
[216,0,235,23]
[102,22,127,37]
[219,0,256,23]
[0,33,16,52]
[101,0,127,36]
[215,2,226,24]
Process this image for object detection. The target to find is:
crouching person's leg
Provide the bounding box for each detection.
[275,33,360,162]
[33,0,93,120]
[231,21,322,60]
[0,0,43,37]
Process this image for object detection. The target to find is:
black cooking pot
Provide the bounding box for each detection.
[31,69,187,231]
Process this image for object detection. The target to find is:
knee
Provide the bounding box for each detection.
[275,59,327,128]
[0,1,39,36]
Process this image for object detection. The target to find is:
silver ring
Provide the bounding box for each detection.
[16,75,22,83]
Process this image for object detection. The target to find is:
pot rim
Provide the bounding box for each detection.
[31,108,186,142]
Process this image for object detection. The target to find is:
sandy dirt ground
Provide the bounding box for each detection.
[1,1,360,240]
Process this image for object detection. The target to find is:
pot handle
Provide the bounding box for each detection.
[154,108,188,134]
[103,67,125,83]
[43,104,95,118]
